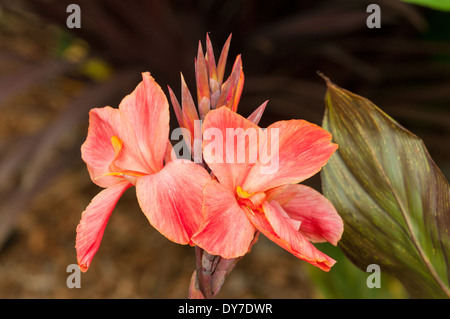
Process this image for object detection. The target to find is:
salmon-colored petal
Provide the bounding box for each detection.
[136,160,211,245]
[76,181,132,272]
[81,107,125,188]
[245,201,336,271]
[191,180,256,258]
[202,107,264,190]
[272,184,343,245]
[243,120,338,193]
[118,72,170,174]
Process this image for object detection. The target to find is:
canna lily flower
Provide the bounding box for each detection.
[76,72,211,272]
[191,106,343,271]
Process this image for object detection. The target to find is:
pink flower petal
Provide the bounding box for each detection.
[191,180,257,258]
[202,107,264,190]
[136,160,211,245]
[272,184,343,245]
[81,107,125,188]
[76,181,132,272]
[118,72,170,174]
[243,120,338,193]
[82,75,167,185]
[245,201,337,271]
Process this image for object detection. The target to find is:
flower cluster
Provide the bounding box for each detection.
[76,34,343,294]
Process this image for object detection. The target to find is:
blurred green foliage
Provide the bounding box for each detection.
[307,244,408,299]
[401,0,450,11]
[55,30,112,81]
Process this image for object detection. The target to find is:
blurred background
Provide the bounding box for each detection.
[0,0,449,298]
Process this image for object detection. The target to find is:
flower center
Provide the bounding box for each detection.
[236,186,266,211]
[94,135,146,185]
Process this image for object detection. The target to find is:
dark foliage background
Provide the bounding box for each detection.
[0,0,448,298]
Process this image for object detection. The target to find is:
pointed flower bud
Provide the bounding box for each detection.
[168,33,251,156]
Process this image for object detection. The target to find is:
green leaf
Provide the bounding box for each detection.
[307,244,408,299]
[401,0,450,12]
[320,76,450,298]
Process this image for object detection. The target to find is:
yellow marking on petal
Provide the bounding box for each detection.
[236,186,267,213]
[93,170,146,181]
[93,172,124,180]
[111,135,123,156]
[236,186,253,199]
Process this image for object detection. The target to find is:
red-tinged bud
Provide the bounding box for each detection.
[215,55,242,110]
[198,96,211,121]
[189,235,259,299]
[209,77,219,95]
[205,33,218,82]
[167,85,185,129]
[230,68,244,112]
[169,33,247,160]
[210,90,220,110]
[181,72,200,140]
[189,247,243,299]
[216,34,232,86]
[195,43,210,104]
[188,270,205,299]
[247,100,269,125]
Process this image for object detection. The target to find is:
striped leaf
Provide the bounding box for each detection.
[321,77,450,298]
